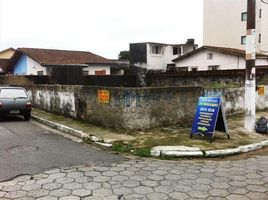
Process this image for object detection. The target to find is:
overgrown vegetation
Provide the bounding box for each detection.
[112,141,134,153]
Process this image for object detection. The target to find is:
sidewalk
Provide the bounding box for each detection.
[32,108,268,158]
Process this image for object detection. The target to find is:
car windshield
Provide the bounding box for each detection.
[0,88,28,99]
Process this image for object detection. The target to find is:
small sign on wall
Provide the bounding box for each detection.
[258,85,265,96]
[98,90,110,103]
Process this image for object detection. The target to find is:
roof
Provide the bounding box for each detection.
[130,42,197,47]
[8,48,114,70]
[0,47,16,54]
[172,46,268,62]
[0,59,10,71]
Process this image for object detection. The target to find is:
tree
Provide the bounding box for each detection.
[118,51,130,60]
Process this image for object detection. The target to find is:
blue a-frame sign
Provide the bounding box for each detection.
[190,97,230,143]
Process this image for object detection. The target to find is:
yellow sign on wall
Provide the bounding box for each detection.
[98,90,110,103]
[258,85,265,96]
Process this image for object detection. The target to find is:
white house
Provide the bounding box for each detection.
[130,39,198,71]
[8,48,115,75]
[203,0,268,55]
[172,46,268,71]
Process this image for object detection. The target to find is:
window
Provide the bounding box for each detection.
[95,70,106,75]
[259,9,262,18]
[241,36,246,45]
[83,70,89,76]
[207,53,213,60]
[208,65,219,71]
[173,47,178,55]
[177,67,188,72]
[259,34,261,43]
[0,88,28,99]
[191,67,198,72]
[241,12,247,21]
[151,45,162,54]
[37,71,44,75]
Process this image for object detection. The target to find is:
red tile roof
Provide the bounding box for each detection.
[0,59,10,71]
[19,48,114,65]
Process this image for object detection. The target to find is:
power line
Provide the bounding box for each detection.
[261,0,268,4]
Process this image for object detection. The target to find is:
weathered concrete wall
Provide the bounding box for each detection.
[205,86,268,115]
[29,85,203,130]
[27,84,268,130]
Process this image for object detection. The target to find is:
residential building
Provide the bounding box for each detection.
[7,48,115,75]
[203,0,268,55]
[173,46,268,71]
[0,48,15,73]
[130,39,198,71]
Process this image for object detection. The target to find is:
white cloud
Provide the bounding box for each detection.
[0,0,203,58]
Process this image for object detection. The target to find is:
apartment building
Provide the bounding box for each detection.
[130,39,198,71]
[203,0,268,55]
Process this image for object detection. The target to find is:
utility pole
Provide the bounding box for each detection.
[245,0,256,130]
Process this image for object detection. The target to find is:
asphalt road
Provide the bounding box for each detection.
[0,116,124,182]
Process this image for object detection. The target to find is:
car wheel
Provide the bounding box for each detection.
[24,113,31,121]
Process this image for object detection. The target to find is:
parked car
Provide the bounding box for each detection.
[0,87,32,121]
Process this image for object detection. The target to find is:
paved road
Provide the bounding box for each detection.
[0,117,124,182]
[0,155,268,199]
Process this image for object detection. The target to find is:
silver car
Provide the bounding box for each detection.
[0,87,32,121]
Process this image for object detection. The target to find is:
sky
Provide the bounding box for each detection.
[0,0,203,59]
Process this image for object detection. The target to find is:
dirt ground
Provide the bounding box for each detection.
[32,109,268,151]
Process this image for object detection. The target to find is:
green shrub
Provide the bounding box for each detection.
[112,142,134,153]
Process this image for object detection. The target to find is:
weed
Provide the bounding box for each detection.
[82,137,93,144]
[112,141,134,153]
[134,148,151,157]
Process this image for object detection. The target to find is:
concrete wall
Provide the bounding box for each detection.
[27,84,268,130]
[29,85,203,129]
[205,86,268,115]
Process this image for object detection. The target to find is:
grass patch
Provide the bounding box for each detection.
[112,141,134,153]
[134,148,151,157]
[82,137,93,144]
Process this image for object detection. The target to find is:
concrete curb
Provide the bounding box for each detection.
[32,115,268,158]
[151,140,268,158]
[32,115,113,148]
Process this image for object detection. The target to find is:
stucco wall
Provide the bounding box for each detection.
[27,57,47,75]
[29,85,268,130]
[14,55,46,75]
[205,86,268,114]
[203,0,268,55]
[175,50,268,71]
[30,85,202,129]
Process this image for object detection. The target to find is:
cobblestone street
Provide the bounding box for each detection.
[0,155,267,200]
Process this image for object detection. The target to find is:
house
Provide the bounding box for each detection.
[130,39,198,71]
[203,0,268,55]
[109,59,129,75]
[0,48,15,73]
[7,48,115,76]
[172,46,268,71]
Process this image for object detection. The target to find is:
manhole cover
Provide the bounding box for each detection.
[8,145,38,153]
